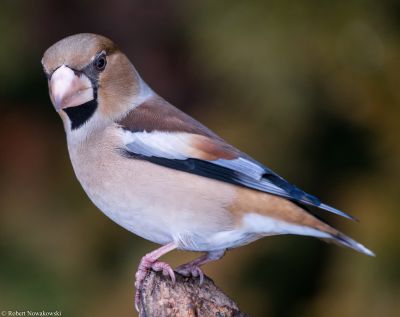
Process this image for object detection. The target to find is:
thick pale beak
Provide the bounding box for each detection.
[49,65,94,111]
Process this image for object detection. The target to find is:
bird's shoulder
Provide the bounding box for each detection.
[117,95,222,139]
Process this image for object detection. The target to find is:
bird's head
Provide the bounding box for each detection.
[42,33,143,132]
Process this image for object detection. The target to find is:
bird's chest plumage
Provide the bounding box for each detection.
[65,127,238,249]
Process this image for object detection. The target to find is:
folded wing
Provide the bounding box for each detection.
[117,119,354,220]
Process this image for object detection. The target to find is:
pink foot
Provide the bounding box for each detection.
[173,250,226,286]
[134,251,176,311]
[175,264,205,285]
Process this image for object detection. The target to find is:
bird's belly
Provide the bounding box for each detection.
[83,184,173,244]
[68,137,238,249]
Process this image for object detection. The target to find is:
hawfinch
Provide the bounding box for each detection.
[42,33,374,309]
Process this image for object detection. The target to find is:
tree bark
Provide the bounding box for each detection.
[138,270,248,317]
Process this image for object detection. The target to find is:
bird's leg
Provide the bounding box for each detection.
[175,249,226,285]
[134,242,176,311]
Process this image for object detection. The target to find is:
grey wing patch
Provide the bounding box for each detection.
[212,157,291,196]
[213,157,265,180]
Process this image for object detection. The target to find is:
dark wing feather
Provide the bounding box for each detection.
[117,96,355,220]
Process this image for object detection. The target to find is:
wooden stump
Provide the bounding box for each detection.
[138,270,248,317]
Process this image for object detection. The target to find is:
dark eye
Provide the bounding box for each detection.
[94,53,107,71]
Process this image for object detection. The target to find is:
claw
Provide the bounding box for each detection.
[133,243,177,312]
[152,261,176,284]
[175,264,204,285]
[196,267,204,285]
[134,260,175,311]
[134,293,140,312]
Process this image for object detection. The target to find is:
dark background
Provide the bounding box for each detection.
[0,1,398,316]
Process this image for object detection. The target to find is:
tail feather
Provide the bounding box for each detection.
[323,232,375,256]
[318,203,358,221]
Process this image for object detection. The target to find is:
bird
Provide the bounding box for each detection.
[42,33,374,310]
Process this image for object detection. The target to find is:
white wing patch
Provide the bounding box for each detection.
[120,130,289,196]
[121,130,267,175]
[121,130,193,159]
[118,129,355,221]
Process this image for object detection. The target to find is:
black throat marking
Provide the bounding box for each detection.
[54,50,112,131]
[63,98,98,130]
[62,70,99,130]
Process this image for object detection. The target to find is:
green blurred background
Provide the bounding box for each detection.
[0,1,398,316]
